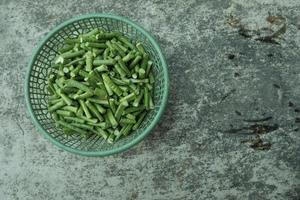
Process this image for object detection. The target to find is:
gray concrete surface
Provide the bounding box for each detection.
[0,0,300,199]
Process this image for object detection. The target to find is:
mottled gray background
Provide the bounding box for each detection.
[0,0,300,199]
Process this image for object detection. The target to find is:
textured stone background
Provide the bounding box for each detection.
[0,0,299,199]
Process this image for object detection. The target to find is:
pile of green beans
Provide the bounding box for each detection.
[47,28,155,143]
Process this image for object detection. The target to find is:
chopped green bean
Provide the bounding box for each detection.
[93,59,116,66]
[120,118,136,124]
[64,116,85,124]
[122,124,134,136]
[56,110,73,117]
[57,120,87,135]
[136,42,145,54]
[95,64,108,72]
[129,55,142,68]
[79,99,92,119]
[107,109,118,128]
[49,100,66,112]
[115,101,128,121]
[62,105,78,113]
[95,127,109,139]
[94,103,106,114]
[132,112,147,130]
[86,100,104,121]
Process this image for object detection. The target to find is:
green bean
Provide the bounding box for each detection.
[103,48,109,60]
[129,55,142,68]
[149,93,154,110]
[130,78,149,83]
[144,87,149,110]
[56,89,73,106]
[93,59,116,66]
[52,113,59,121]
[95,127,109,139]
[107,132,115,143]
[146,83,153,91]
[133,89,144,107]
[102,73,123,96]
[92,48,104,57]
[146,60,153,76]
[49,100,66,112]
[64,79,93,93]
[109,98,117,114]
[136,42,145,54]
[141,53,149,69]
[87,122,106,128]
[76,106,84,116]
[122,51,135,62]
[94,88,107,99]
[114,63,126,77]
[118,35,135,50]
[112,42,126,57]
[84,28,100,37]
[132,73,138,79]
[59,44,74,54]
[138,68,146,79]
[94,103,106,114]
[71,123,94,131]
[126,114,136,120]
[86,100,103,121]
[79,99,92,119]
[62,105,78,113]
[113,129,122,140]
[78,70,89,79]
[115,41,128,52]
[95,64,108,72]
[122,124,134,136]
[78,115,98,123]
[107,109,118,128]
[120,118,136,124]
[74,91,93,99]
[110,77,127,86]
[70,65,82,78]
[149,72,155,84]
[86,42,107,49]
[132,112,147,130]
[65,57,85,67]
[97,32,120,40]
[64,116,85,124]
[61,50,85,60]
[116,56,131,76]
[120,92,136,103]
[88,98,109,107]
[49,98,62,105]
[57,120,87,135]
[56,110,73,117]
[124,105,145,114]
[85,51,93,72]
[115,101,128,121]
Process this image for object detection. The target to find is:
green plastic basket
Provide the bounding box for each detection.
[25,14,169,156]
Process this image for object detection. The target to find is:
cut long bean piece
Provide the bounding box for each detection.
[79,99,92,119]
[64,116,85,124]
[107,109,118,128]
[132,112,147,130]
[64,79,93,93]
[49,100,66,112]
[57,120,87,135]
[86,100,104,121]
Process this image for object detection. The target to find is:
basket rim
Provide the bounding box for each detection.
[25,13,169,157]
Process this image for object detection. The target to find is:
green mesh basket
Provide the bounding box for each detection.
[25,14,169,156]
